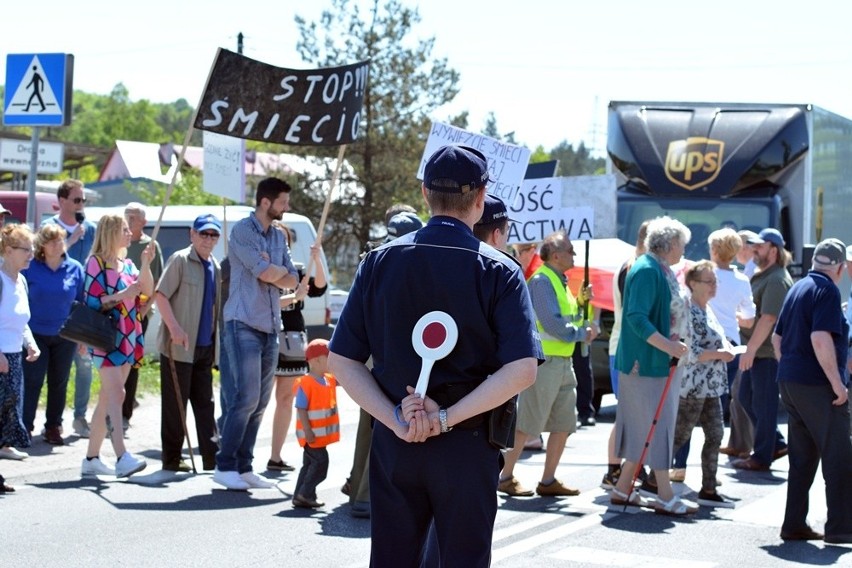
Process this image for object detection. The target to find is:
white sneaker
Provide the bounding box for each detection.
[115,452,147,478]
[213,468,250,491]
[81,457,116,476]
[73,417,90,438]
[240,471,275,489]
[0,447,28,460]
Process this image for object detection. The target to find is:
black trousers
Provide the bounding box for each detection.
[779,381,852,538]
[160,345,218,465]
[573,346,595,419]
[369,423,499,568]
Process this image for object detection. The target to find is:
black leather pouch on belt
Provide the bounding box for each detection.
[487,395,518,450]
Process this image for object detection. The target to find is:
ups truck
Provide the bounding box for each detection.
[590,101,852,405]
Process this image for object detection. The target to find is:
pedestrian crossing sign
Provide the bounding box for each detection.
[3,53,74,127]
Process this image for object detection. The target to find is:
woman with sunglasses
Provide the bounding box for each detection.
[0,224,40,465]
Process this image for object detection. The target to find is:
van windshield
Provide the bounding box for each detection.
[617,198,772,261]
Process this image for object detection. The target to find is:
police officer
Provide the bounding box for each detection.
[329,145,542,567]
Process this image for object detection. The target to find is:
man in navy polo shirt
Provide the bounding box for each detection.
[772,238,852,544]
[329,145,542,567]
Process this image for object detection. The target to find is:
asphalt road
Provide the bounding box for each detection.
[2,389,850,567]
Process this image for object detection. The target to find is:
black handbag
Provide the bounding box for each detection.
[59,301,117,352]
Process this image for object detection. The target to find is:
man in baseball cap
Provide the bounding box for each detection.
[473,194,514,250]
[746,228,785,247]
[385,212,423,243]
[328,143,541,564]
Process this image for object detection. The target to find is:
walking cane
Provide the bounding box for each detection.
[167,343,198,474]
[622,359,678,511]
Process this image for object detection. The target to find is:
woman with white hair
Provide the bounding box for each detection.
[610,216,697,516]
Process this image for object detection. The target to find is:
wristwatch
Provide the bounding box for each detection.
[439,408,452,433]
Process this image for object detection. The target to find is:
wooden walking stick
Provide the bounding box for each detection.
[167,343,198,474]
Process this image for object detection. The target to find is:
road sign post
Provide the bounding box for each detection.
[4,53,74,225]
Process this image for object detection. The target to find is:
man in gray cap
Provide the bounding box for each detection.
[772,238,852,543]
[734,228,792,471]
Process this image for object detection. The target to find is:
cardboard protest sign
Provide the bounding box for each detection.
[202,131,245,202]
[507,174,617,244]
[194,49,370,147]
[417,121,531,207]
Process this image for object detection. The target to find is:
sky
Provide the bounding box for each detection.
[2,0,851,156]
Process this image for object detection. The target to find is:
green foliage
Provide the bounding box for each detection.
[530,145,550,163]
[134,169,233,206]
[550,140,605,176]
[295,0,460,272]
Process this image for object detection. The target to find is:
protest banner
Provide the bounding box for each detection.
[507,174,617,244]
[194,49,370,147]
[417,121,531,206]
[202,131,245,202]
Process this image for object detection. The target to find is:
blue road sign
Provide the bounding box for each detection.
[3,53,74,127]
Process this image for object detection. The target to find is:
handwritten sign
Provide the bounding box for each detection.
[507,174,617,244]
[417,121,531,206]
[194,49,370,147]
[202,131,245,202]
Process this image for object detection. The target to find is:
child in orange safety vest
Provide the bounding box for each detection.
[292,338,340,509]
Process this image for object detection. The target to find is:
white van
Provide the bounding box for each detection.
[85,204,333,356]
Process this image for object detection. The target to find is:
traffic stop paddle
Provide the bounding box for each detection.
[412,311,459,397]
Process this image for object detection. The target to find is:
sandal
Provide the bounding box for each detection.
[610,488,648,508]
[654,495,698,516]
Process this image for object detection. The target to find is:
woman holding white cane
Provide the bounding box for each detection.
[610,216,698,516]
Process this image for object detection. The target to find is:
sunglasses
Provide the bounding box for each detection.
[71,197,87,204]
[198,231,220,240]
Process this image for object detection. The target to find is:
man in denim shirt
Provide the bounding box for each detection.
[214,178,299,491]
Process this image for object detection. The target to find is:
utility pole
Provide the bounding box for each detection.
[237,32,244,55]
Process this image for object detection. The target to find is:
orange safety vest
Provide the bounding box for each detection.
[293,373,340,448]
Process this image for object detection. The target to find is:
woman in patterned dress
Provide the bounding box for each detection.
[0,224,40,469]
[672,260,737,508]
[80,214,155,478]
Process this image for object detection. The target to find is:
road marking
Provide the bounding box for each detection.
[492,512,611,563]
[548,546,718,567]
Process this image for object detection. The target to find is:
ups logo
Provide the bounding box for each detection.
[664,137,725,191]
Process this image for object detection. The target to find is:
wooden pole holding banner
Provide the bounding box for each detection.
[149,49,222,245]
[303,144,347,278]
[581,241,591,357]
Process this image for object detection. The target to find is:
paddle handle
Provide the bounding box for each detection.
[414,358,435,397]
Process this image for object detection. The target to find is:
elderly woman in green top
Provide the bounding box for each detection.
[609,216,697,516]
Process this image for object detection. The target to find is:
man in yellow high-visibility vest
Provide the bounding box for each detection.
[498,229,597,497]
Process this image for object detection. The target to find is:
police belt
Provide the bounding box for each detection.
[428,381,488,429]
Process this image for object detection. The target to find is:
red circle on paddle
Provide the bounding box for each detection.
[422,322,447,349]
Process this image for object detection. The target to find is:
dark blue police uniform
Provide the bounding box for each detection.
[330,215,542,567]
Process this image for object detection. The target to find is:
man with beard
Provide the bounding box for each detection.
[734,228,792,472]
[214,177,299,490]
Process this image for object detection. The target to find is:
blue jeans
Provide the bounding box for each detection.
[72,350,93,419]
[23,334,76,431]
[216,321,277,473]
[216,331,232,434]
[739,357,786,465]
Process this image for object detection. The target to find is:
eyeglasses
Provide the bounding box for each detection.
[695,279,717,285]
[72,197,87,204]
[198,231,220,240]
[10,245,34,254]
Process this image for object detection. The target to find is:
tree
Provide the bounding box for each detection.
[550,140,605,176]
[294,0,460,281]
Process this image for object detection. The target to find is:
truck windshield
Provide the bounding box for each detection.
[617,198,772,261]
